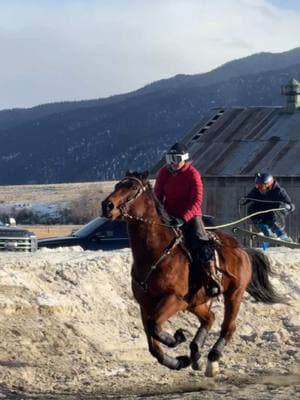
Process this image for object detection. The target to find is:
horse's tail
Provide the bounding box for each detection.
[246,248,286,304]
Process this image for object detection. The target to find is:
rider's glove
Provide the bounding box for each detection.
[170,217,185,227]
[283,203,295,212]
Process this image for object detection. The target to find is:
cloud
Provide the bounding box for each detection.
[0,0,299,109]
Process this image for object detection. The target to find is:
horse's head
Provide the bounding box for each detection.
[102,170,150,219]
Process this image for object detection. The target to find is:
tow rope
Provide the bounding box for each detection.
[205,207,286,230]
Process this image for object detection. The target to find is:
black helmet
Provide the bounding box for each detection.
[166,142,189,164]
[168,142,188,155]
[255,172,274,191]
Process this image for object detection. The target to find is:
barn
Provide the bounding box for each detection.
[151,79,300,241]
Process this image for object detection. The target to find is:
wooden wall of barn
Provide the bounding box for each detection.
[203,176,300,243]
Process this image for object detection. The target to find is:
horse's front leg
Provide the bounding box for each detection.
[147,293,189,348]
[205,288,244,377]
[189,301,215,370]
[142,294,191,370]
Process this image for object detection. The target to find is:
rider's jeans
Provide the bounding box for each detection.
[257,223,276,237]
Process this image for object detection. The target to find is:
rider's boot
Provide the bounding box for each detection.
[194,240,222,297]
[257,223,276,237]
[273,226,292,242]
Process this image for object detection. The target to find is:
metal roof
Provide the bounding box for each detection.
[152,106,300,177]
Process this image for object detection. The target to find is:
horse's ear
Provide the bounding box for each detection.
[141,170,149,181]
[125,170,133,177]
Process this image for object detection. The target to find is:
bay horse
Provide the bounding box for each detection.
[102,171,284,376]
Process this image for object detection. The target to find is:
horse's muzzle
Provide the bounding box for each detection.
[102,199,114,218]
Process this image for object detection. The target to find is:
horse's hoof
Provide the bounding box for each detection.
[191,360,201,370]
[174,329,187,344]
[205,360,219,377]
[176,355,191,370]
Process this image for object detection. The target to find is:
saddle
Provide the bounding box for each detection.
[180,232,223,297]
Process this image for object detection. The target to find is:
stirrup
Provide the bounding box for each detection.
[213,278,222,294]
[206,283,221,297]
[208,258,222,292]
[206,275,222,297]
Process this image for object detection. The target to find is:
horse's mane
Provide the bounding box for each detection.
[124,171,173,225]
[148,181,173,225]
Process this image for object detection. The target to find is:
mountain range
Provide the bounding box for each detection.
[1,47,300,184]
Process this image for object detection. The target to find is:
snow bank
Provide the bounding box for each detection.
[0,247,298,397]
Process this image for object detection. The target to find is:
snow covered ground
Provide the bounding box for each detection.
[0,246,298,399]
[0,201,68,221]
[0,181,114,223]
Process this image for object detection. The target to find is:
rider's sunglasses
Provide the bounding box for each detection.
[165,153,189,164]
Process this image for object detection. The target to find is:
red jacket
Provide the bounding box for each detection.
[154,163,204,222]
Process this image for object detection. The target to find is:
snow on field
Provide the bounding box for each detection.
[0,181,113,222]
[0,201,68,220]
[0,246,298,399]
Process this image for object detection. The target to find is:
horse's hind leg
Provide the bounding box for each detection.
[189,302,215,370]
[205,288,244,377]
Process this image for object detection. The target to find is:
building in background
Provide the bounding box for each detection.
[151,79,300,241]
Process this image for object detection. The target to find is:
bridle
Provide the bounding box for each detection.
[117,176,175,228]
[117,176,149,217]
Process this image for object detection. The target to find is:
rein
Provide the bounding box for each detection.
[118,176,183,291]
[122,210,174,227]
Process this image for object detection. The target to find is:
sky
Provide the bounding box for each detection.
[0,0,300,110]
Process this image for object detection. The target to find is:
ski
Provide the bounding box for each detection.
[232,226,300,249]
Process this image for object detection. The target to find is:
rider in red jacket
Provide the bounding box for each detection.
[154,161,203,222]
[154,142,220,296]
